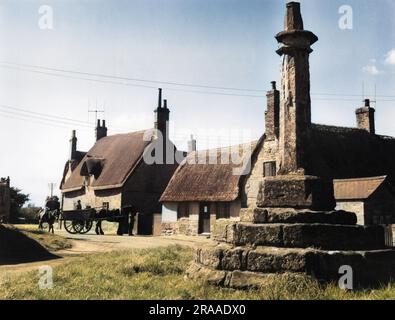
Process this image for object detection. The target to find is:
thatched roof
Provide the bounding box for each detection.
[61,131,151,192]
[160,138,263,202]
[334,176,389,200]
[307,124,395,182]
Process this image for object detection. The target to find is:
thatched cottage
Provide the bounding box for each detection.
[60,89,184,235]
[160,141,262,235]
[160,2,395,236]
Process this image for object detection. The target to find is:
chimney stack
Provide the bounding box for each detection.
[69,130,78,161]
[154,88,170,141]
[96,119,108,141]
[356,99,375,134]
[265,81,280,140]
[188,135,197,154]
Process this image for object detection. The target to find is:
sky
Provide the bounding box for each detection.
[0,0,395,205]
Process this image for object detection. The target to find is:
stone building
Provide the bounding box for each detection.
[188,2,395,288]
[60,89,183,235]
[334,176,395,226]
[160,141,262,235]
[334,176,395,245]
[0,177,11,223]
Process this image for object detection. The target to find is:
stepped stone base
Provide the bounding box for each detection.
[190,194,394,288]
[213,221,385,250]
[240,207,357,225]
[187,262,310,290]
[189,243,395,289]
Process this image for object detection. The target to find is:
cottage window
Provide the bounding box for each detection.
[216,202,230,219]
[102,202,109,210]
[177,203,189,219]
[263,161,276,177]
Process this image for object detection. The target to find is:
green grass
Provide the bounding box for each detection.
[2,245,395,300]
[15,226,72,252]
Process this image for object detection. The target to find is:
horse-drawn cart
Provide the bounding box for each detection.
[61,209,96,234]
[60,207,130,235]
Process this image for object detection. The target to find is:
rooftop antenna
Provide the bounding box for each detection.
[88,109,105,125]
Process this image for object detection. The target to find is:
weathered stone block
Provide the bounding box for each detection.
[212,220,237,243]
[257,175,335,211]
[221,247,250,271]
[241,207,357,225]
[247,247,315,273]
[232,223,283,247]
[186,262,226,286]
[282,224,385,250]
[196,245,222,269]
[215,222,385,250]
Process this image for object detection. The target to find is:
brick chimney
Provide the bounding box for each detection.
[154,88,170,142]
[276,1,318,175]
[69,130,78,161]
[265,81,280,140]
[356,99,375,134]
[96,119,107,141]
[188,135,197,154]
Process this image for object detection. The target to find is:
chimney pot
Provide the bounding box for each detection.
[365,99,370,107]
[95,119,108,141]
[158,88,162,109]
[69,129,78,160]
[271,81,277,90]
[188,135,197,153]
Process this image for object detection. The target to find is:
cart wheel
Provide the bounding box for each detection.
[79,220,93,234]
[72,221,85,234]
[64,220,78,234]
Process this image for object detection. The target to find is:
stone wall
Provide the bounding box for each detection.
[62,185,122,211]
[243,139,279,208]
[161,201,241,236]
[336,201,364,225]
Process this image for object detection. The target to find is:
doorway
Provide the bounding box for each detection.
[199,203,211,234]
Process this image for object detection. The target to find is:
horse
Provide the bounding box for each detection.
[38,208,59,234]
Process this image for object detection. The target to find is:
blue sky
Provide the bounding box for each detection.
[0,0,394,204]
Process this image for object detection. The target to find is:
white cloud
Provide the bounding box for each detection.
[362,64,383,75]
[385,49,395,65]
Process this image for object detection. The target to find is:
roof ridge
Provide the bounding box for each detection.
[333,175,387,182]
[189,139,260,155]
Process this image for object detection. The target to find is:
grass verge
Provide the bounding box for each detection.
[15,225,72,252]
[2,245,395,300]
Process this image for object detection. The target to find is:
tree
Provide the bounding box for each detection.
[10,187,30,222]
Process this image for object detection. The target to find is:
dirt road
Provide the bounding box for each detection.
[56,230,212,255]
[0,229,212,274]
